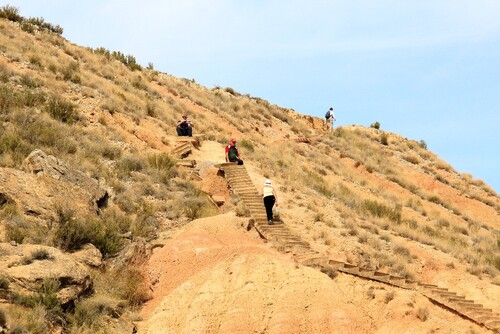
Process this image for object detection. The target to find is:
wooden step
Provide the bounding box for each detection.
[341,264,359,274]
[484,320,500,329]
[358,268,374,277]
[176,159,196,167]
[329,260,346,270]
[389,276,405,285]
[300,256,329,267]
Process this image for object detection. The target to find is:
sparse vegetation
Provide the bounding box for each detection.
[0,10,498,333]
[416,306,429,321]
[44,96,79,124]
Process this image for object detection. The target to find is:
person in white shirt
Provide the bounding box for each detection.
[325,107,336,131]
[262,179,278,225]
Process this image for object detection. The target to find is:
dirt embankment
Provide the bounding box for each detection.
[137,213,488,334]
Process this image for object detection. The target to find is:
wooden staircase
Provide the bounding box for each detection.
[171,135,204,168]
[219,163,500,333]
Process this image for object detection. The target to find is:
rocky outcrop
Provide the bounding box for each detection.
[22,149,109,210]
[72,243,103,268]
[0,150,110,225]
[0,243,93,307]
[0,167,94,223]
[107,237,148,268]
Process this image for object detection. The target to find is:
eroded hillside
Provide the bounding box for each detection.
[0,8,499,333]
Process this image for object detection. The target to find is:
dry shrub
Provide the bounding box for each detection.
[435,160,452,171]
[403,154,420,165]
[384,291,395,303]
[416,306,429,321]
[147,153,177,183]
[6,305,48,334]
[0,309,5,327]
[380,133,389,145]
[393,245,410,258]
[366,286,375,299]
[109,267,151,307]
[320,266,338,279]
[72,295,123,329]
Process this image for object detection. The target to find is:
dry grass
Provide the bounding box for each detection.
[416,306,429,321]
[1,13,499,332]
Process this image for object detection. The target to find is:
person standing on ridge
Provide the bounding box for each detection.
[225,138,243,165]
[176,114,193,137]
[262,179,278,225]
[325,107,336,131]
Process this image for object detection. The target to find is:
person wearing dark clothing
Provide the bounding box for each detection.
[225,138,243,165]
[262,179,278,225]
[176,114,193,136]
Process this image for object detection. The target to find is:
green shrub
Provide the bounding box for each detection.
[73,295,119,328]
[0,5,22,22]
[147,153,177,182]
[53,218,90,252]
[25,16,63,35]
[13,278,60,311]
[61,62,81,84]
[22,90,47,107]
[362,200,401,223]
[0,84,17,111]
[101,144,122,160]
[6,223,27,244]
[487,255,500,271]
[370,121,380,129]
[0,276,10,290]
[53,209,123,256]
[111,51,141,71]
[239,139,255,152]
[7,306,49,334]
[0,131,21,154]
[31,249,53,261]
[44,96,78,124]
[117,155,145,175]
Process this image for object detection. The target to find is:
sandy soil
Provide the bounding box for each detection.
[137,213,489,334]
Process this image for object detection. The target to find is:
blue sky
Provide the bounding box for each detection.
[4,1,500,193]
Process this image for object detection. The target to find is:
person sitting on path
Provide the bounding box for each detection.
[325,107,336,131]
[176,114,193,137]
[262,179,278,225]
[225,138,243,165]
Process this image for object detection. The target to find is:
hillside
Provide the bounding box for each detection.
[0,7,499,334]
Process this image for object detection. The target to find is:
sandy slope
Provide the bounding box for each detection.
[137,213,488,334]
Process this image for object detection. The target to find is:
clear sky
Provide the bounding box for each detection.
[4,1,500,193]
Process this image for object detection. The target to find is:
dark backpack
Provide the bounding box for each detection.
[325,110,330,119]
